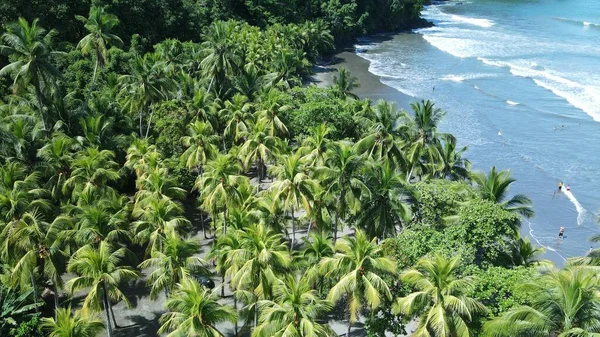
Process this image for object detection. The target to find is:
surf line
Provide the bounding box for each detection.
[562,188,586,225]
[527,220,567,262]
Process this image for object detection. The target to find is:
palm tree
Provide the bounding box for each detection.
[41,306,104,337]
[37,133,76,201]
[201,20,240,96]
[134,166,187,204]
[0,18,62,130]
[484,267,600,337]
[314,141,369,241]
[65,241,138,337]
[356,160,412,239]
[132,197,190,254]
[196,153,245,237]
[0,162,51,223]
[139,233,209,299]
[118,53,176,137]
[255,89,291,138]
[76,6,123,114]
[298,123,331,167]
[511,235,549,267]
[228,224,292,328]
[270,153,317,247]
[182,120,220,174]
[394,254,486,337]
[320,229,396,337]
[222,93,254,144]
[253,273,335,337]
[62,147,121,201]
[332,68,359,99]
[239,120,282,181]
[355,100,407,163]
[302,231,334,294]
[436,134,470,181]
[158,278,236,337]
[471,166,534,218]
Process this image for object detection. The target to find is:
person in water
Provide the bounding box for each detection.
[558,182,563,191]
[558,226,565,239]
[566,185,571,191]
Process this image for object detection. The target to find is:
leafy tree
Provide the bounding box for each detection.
[0,18,61,130]
[41,306,104,337]
[394,254,486,337]
[0,287,42,335]
[253,273,335,337]
[76,6,123,114]
[320,229,396,337]
[471,166,534,218]
[484,267,600,337]
[270,153,317,247]
[138,233,209,299]
[159,278,236,336]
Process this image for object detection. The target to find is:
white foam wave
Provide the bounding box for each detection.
[478,57,600,121]
[562,189,587,226]
[506,100,519,106]
[527,220,568,261]
[450,14,495,28]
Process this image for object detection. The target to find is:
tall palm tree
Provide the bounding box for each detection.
[435,134,470,181]
[182,120,220,175]
[355,100,407,163]
[0,162,51,223]
[125,138,159,178]
[320,229,396,337]
[134,166,187,204]
[394,254,486,337]
[62,147,121,201]
[65,241,138,337]
[253,273,335,337]
[158,278,236,337]
[132,197,190,254]
[37,133,76,201]
[270,153,317,247]
[356,160,412,239]
[139,233,209,299]
[76,6,123,114]
[222,93,254,144]
[314,141,368,241]
[511,235,549,267]
[298,123,331,167]
[201,20,240,96]
[118,53,176,137]
[0,18,62,130]
[41,306,104,337]
[471,166,534,218]
[239,120,282,182]
[332,68,359,99]
[196,154,245,237]
[484,267,600,337]
[228,224,292,328]
[255,89,290,138]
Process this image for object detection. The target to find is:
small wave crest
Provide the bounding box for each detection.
[450,14,495,28]
[562,189,587,226]
[506,100,519,106]
[527,219,568,261]
[555,17,600,28]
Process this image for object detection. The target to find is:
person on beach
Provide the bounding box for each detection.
[558,227,565,239]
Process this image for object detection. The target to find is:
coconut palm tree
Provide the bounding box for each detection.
[484,266,600,337]
[239,120,282,181]
[41,306,104,337]
[222,93,254,144]
[302,231,334,294]
[0,162,51,223]
[37,132,77,201]
[355,100,407,163]
[253,273,336,337]
[471,166,534,218]
[320,229,396,337]
[132,197,190,254]
[0,18,62,130]
[298,123,331,167]
[118,53,176,137]
[255,89,290,138]
[158,278,236,337]
[62,147,121,201]
[134,166,187,204]
[124,138,160,178]
[139,233,209,299]
[4,211,67,312]
[196,153,245,237]
[76,6,123,114]
[394,254,486,337]
[356,159,413,239]
[435,134,470,181]
[270,153,317,247]
[511,235,549,267]
[314,141,369,241]
[228,224,292,328]
[65,241,138,337]
[332,68,359,99]
[201,20,240,97]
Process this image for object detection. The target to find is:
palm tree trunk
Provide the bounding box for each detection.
[139,109,144,137]
[145,105,156,138]
[103,285,114,337]
[334,213,339,243]
[346,317,352,337]
[103,283,119,329]
[254,300,258,329]
[109,299,119,328]
[198,167,209,239]
[221,274,225,298]
[291,205,296,248]
[34,84,47,131]
[82,59,99,115]
[30,273,39,313]
[53,283,59,316]
[234,295,238,335]
[223,207,228,236]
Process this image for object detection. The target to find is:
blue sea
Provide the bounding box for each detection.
[355,0,600,262]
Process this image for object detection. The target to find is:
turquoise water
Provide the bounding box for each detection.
[355,0,600,261]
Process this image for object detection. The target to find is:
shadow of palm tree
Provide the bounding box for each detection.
[114,312,162,337]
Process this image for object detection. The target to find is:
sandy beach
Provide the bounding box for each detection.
[311,50,415,111]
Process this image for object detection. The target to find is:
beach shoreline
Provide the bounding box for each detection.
[312,47,567,266]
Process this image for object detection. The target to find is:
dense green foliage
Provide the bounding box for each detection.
[0,3,598,337]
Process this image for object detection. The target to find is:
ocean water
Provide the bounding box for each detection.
[355,0,600,262]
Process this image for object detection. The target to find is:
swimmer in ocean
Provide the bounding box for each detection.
[558,226,565,239]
